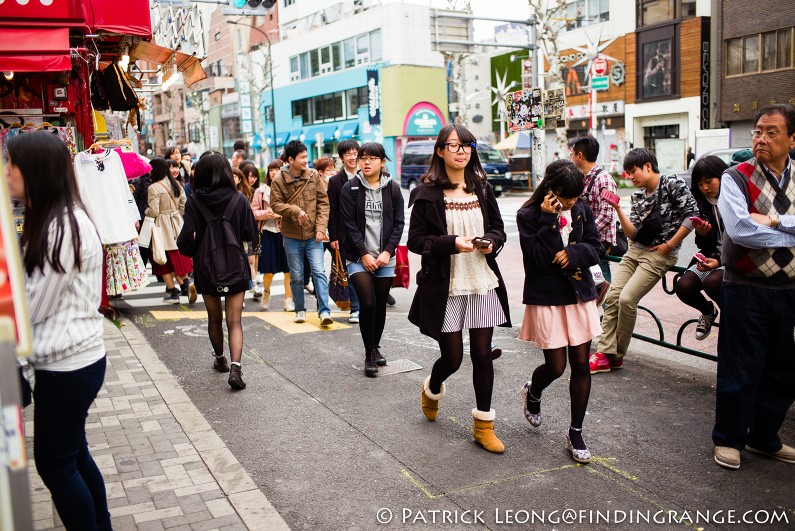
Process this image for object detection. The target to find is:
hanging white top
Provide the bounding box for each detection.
[74,149,139,245]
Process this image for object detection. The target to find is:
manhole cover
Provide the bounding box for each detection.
[355,358,423,376]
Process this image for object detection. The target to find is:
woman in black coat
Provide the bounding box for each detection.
[408,124,511,454]
[516,160,601,464]
[177,152,256,391]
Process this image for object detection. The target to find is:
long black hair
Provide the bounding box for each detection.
[7,132,86,275]
[150,157,183,197]
[524,159,585,208]
[420,124,486,193]
[690,155,727,205]
[194,151,235,191]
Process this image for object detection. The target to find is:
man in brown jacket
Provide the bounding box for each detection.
[270,140,333,326]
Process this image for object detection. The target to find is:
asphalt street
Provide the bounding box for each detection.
[113,189,794,530]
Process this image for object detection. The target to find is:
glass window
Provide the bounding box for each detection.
[290,56,299,76]
[641,38,674,97]
[313,97,324,123]
[370,30,382,61]
[639,0,674,27]
[358,86,369,108]
[343,38,355,68]
[299,52,309,79]
[346,88,359,118]
[681,0,696,17]
[333,92,344,120]
[778,28,793,69]
[357,34,369,55]
[762,31,777,71]
[567,1,584,29]
[310,49,320,77]
[292,100,302,119]
[320,46,331,65]
[743,35,759,73]
[332,42,342,71]
[726,38,743,76]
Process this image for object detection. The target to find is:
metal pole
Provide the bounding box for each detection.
[227,21,278,161]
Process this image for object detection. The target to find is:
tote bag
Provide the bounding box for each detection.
[329,249,350,311]
[150,220,167,265]
[138,216,155,248]
[392,245,410,289]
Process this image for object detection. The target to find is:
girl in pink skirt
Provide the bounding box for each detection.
[517,159,602,464]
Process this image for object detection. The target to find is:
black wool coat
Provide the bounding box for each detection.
[517,200,600,306]
[407,181,511,340]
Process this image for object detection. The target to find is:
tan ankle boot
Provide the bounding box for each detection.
[472,409,504,453]
[421,376,445,421]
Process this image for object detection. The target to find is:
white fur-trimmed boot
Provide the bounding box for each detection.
[421,376,445,421]
[472,408,505,454]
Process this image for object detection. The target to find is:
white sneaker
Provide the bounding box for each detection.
[294,311,306,323]
[349,311,360,324]
[284,298,295,312]
[259,292,270,311]
[320,312,333,327]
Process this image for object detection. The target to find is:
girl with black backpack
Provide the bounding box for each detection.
[177,152,256,390]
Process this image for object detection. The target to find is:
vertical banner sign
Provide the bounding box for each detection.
[543,88,566,130]
[508,88,543,132]
[522,59,533,89]
[0,157,32,358]
[367,69,381,126]
[700,17,711,130]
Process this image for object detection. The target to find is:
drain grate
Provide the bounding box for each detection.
[355,358,423,376]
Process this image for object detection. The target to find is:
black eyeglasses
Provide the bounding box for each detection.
[444,142,477,154]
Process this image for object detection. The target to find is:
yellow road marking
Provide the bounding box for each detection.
[150,310,352,334]
[590,456,639,481]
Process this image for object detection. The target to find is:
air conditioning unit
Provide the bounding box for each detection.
[353,0,374,15]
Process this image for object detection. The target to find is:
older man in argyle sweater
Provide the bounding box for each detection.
[712,104,795,470]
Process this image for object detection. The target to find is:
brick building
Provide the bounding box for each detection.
[715,0,795,148]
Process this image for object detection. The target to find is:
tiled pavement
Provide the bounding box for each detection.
[24,318,289,531]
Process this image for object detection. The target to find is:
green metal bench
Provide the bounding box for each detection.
[605,255,717,362]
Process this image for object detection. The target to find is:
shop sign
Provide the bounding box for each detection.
[367,69,381,126]
[700,18,710,130]
[566,100,624,119]
[405,109,442,136]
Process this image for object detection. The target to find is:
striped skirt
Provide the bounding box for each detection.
[441,289,506,333]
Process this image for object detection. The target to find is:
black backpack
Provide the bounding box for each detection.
[103,63,139,112]
[193,195,248,294]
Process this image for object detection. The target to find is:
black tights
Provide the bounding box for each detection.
[675,269,722,315]
[429,328,494,412]
[349,272,392,350]
[529,341,591,432]
[204,292,245,363]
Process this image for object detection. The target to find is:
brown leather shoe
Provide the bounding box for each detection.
[745,443,795,464]
[714,446,741,469]
[212,354,230,373]
[228,364,246,390]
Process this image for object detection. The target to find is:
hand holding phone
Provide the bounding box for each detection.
[600,187,620,207]
[689,216,705,226]
[472,237,491,249]
[693,252,707,264]
[543,190,562,213]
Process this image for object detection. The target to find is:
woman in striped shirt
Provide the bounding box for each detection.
[7,132,111,530]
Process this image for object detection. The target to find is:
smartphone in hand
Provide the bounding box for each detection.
[547,190,563,212]
[472,237,491,248]
[600,188,620,207]
[689,216,705,226]
[693,252,707,264]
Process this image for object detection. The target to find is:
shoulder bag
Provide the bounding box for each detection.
[329,249,350,310]
[632,179,665,247]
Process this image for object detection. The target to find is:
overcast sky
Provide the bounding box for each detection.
[451,0,533,40]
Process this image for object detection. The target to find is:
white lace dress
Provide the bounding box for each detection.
[441,195,506,332]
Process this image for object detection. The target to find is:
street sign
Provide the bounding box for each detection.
[592,56,608,76]
[152,0,190,6]
[430,10,475,54]
[591,76,609,91]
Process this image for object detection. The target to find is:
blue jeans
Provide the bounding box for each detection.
[712,283,795,451]
[34,356,111,531]
[283,236,330,315]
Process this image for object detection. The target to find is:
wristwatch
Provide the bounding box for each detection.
[769,211,780,229]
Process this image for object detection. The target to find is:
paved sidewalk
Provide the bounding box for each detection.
[25,318,289,531]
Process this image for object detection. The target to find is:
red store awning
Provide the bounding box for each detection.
[0,28,72,72]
